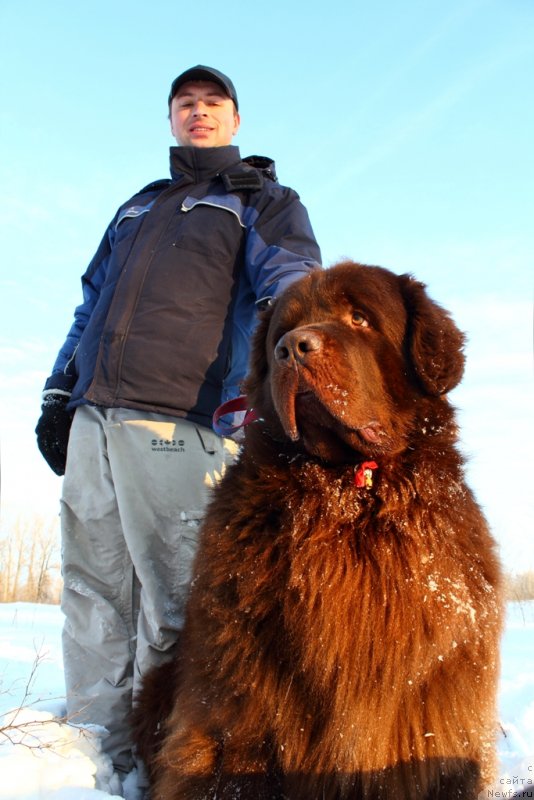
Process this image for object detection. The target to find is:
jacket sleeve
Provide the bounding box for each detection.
[244,185,321,305]
[43,221,116,395]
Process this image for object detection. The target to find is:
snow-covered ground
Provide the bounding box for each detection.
[0,601,532,799]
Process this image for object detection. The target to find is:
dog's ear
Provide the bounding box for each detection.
[242,302,276,399]
[399,274,466,396]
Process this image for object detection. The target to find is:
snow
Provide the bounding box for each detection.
[0,604,138,800]
[0,601,533,799]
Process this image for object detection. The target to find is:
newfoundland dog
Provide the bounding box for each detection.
[133,261,503,800]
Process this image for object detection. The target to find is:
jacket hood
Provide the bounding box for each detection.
[169,145,242,184]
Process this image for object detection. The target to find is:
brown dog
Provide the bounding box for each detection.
[134,261,503,799]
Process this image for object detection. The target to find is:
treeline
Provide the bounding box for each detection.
[0,516,62,604]
[505,570,534,603]
[1,515,533,606]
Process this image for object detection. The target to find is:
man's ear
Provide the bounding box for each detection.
[399,274,466,396]
[233,112,241,137]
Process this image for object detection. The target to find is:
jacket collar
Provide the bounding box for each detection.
[169,145,242,184]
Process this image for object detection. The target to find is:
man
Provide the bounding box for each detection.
[35,65,321,789]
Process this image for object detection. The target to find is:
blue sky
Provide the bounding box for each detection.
[0,0,532,572]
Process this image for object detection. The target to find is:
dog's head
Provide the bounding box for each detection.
[244,261,465,464]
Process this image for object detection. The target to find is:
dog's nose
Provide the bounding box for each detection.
[274,329,322,364]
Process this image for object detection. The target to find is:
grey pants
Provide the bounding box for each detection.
[60,405,236,773]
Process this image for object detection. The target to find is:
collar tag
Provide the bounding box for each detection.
[354,461,378,489]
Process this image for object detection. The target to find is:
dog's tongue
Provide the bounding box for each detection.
[359,424,381,444]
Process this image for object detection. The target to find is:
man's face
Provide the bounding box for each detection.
[170,81,240,147]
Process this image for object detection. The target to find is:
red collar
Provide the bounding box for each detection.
[212,395,259,436]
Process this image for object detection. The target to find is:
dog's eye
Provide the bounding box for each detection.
[351,311,369,328]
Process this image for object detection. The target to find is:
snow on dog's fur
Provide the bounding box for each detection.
[133,261,504,799]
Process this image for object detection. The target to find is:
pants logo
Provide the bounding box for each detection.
[150,438,185,453]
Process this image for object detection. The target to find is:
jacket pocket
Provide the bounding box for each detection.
[174,197,245,259]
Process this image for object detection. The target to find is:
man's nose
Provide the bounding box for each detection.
[192,102,208,115]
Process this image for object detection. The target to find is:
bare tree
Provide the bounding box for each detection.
[505,570,534,602]
[0,515,62,604]
[0,650,66,750]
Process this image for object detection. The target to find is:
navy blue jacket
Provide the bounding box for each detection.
[44,145,321,428]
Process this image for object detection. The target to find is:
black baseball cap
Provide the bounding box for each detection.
[168,65,239,110]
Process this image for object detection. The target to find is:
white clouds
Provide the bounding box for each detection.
[307,27,532,201]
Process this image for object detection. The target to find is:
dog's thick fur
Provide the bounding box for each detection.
[133,262,503,799]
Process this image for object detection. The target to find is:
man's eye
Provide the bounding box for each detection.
[351,311,369,328]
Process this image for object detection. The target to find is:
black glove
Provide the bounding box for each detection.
[35,393,74,476]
